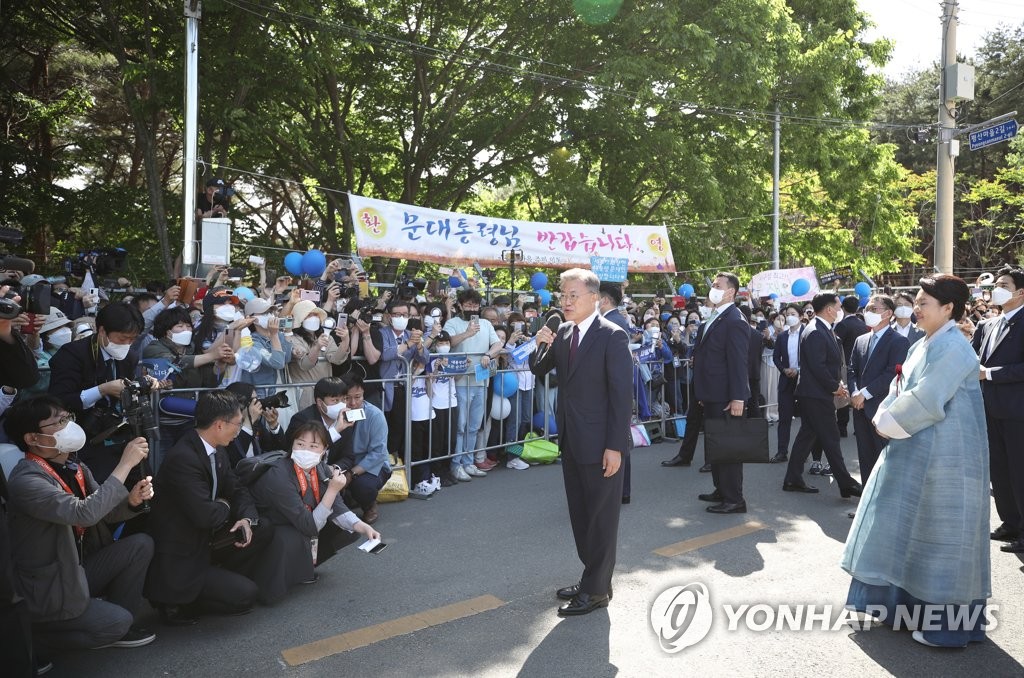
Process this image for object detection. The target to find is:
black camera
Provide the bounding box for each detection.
[214,187,236,201]
[258,390,290,410]
[1,274,51,317]
[395,275,426,300]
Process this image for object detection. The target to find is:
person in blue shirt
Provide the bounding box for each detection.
[338,373,391,525]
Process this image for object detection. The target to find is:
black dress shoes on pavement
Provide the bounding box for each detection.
[1000,538,1024,554]
[769,453,788,464]
[698,490,723,503]
[158,604,198,627]
[699,463,712,473]
[558,592,611,617]
[991,525,1020,542]
[557,583,613,601]
[661,455,691,467]
[621,495,631,505]
[782,482,819,493]
[707,502,747,514]
[839,483,863,498]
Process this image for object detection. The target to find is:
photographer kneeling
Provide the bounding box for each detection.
[4,396,155,654]
[248,421,380,603]
[223,382,286,466]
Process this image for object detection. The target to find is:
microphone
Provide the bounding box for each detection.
[534,315,563,363]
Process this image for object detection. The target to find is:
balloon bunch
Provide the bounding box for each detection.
[284,249,328,278]
[529,272,551,306]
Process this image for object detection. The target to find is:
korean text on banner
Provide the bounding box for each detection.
[590,256,629,282]
[349,194,675,273]
[749,267,820,303]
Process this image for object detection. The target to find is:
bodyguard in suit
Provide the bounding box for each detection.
[848,295,909,483]
[771,305,805,462]
[598,282,632,502]
[782,293,863,497]
[531,269,632,617]
[972,265,1024,552]
[693,273,751,513]
[834,296,869,437]
[145,391,273,626]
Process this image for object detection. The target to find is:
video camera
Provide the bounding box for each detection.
[395,275,427,301]
[64,248,128,277]
[0,273,52,319]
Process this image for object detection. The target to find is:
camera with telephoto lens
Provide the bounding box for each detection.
[395,275,426,301]
[0,273,52,318]
[258,390,290,410]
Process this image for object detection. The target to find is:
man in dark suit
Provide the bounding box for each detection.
[834,296,868,437]
[972,265,1024,552]
[848,294,909,484]
[531,269,632,617]
[771,305,804,463]
[145,391,273,625]
[782,293,862,497]
[693,273,751,513]
[285,377,357,471]
[223,382,287,466]
[598,282,632,503]
[738,306,766,418]
[47,303,157,483]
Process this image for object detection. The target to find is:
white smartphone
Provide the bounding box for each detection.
[358,538,387,554]
[344,408,366,423]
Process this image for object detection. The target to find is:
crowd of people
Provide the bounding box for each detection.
[0,250,1019,673]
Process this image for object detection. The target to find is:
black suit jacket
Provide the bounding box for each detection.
[227,421,288,468]
[834,315,869,366]
[795,318,844,402]
[145,429,258,604]
[747,326,762,384]
[285,405,356,470]
[47,337,139,417]
[972,313,1024,420]
[602,308,631,334]
[530,315,632,464]
[848,328,909,420]
[0,331,39,389]
[773,326,803,392]
[690,304,750,404]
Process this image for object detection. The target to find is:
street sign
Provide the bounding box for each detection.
[969,119,1018,151]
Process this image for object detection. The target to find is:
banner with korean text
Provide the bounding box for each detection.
[749,266,820,303]
[348,194,676,273]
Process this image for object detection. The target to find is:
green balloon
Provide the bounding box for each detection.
[573,0,624,25]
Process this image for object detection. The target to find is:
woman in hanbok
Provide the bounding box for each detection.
[842,274,990,648]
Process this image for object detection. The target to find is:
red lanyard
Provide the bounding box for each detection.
[27,453,88,539]
[293,464,321,509]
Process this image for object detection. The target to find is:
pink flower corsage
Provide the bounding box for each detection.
[894,364,903,394]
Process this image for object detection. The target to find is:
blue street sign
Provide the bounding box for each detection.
[969,119,1018,151]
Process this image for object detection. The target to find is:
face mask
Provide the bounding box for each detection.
[862,311,883,327]
[215,305,237,322]
[435,344,451,354]
[894,306,913,319]
[104,339,131,361]
[834,309,845,323]
[699,306,712,319]
[47,327,73,348]
[707,287,726,305]
[391,316,409,331]
[649,329,660,339]
[39,421,87,455]
[786,315,801,327]
[302,316,321,332]
[323,401,346,420]
[255,314,272,330]
[291,448,322,471]
[170,329,193,346]
[990,286,1014,307]
[667,323,680,331]
[754,315,765,323]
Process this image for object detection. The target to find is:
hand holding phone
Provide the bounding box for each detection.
[358,538,388,554]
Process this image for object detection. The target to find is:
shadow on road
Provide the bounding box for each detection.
[516,609,616,678]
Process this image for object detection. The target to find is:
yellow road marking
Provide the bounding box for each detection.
[281,594,505,666]
[653,521,769,557]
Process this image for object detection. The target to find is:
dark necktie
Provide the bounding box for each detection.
[568,325,580,366]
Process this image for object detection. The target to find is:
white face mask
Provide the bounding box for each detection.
[170,329,193,346]
[291,448,322,471]
[255,314,272,330]
[894,306,913,319]
[707,287,726,305]
[47,327,73,348]
[323,401,346,420]
[990,286,1014,307]
[215,305,237,322]
[649,329,660,339]
[302,316,321,332]
[104,339,131,361]
[39,421,87,455]
[834,309,845,323]
[391,316,409,331]
[862,311,883,328]
[496,306,511,315]
[785,315,801,327]
[435,344,451,354]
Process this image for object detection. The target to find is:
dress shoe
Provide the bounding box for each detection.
[661,455,691,467]
[362,504,380,525]
[699,463,712,472]
[1000,538,1024,554]
[848,511,856,519]
[991,525,1020,542]
[808,461,822,475]
[557,592,611,617]
[707,502,746,514]
[769,453,788,463]
[621,495,631,505]
[557,583,613,601]
[839,483,863,499]
[698,490,723,502]
[782,482,819,493]
[158,604,198,627]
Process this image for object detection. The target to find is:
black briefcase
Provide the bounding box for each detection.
[704,414,770,464]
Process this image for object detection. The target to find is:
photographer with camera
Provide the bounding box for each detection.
[47,303,159,483]
[223,383,287,467]
[196,177,231,222]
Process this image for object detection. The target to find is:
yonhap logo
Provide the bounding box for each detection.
[650,583,714,653]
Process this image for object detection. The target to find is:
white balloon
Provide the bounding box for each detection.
[490,396,511,420]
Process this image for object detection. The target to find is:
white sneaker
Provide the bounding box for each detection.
[429,474,442,492]
[410,480,434,499]
[506,457,530,470]
[912,631,942,647]
[453,466,472,482]
[465,465,487,477]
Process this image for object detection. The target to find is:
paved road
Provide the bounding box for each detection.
[61,432,1023,677]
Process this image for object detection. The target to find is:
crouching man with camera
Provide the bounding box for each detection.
[223,382,287,466]
[144,391,274,626]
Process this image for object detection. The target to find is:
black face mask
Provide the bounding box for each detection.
[461,310,476,321]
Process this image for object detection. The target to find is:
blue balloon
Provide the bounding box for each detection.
[854,282,871,298]
[537,289,552,306]
[768,293,779,300]
[301,249,327,277]
[859,295,869,309]
[791,278,811,296]
[530,272,548,291]
[679,283,694,298]
[497,372,518,398]
[233,286,255,302]
[284,252,304,276]
[532,411,557,434]
[448,275,462,288]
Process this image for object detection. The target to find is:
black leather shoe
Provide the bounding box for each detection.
[769,453,788,463]
[699,463,712,473]
[1000,538,1024,554]
[839,483,863,498]
[557,583,613,601]
[991,525,1020,542]
[661,455,691,467]
[557,592,611,617]
[782,482,819,493]
[848,511,856,519]
[707,502,746,514]
[621,495,631,505]
[698,490,723,502]
[158,605,198,627]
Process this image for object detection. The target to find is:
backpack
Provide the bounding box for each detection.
[234,450,287,486]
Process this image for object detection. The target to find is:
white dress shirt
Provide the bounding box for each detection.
[573,308,601,344]
[854,325,889,400]
[982,305,1021,380]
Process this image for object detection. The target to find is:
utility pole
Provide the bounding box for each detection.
[182,0,202,270]
[934,0,958,275]
[772,103,780,270]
